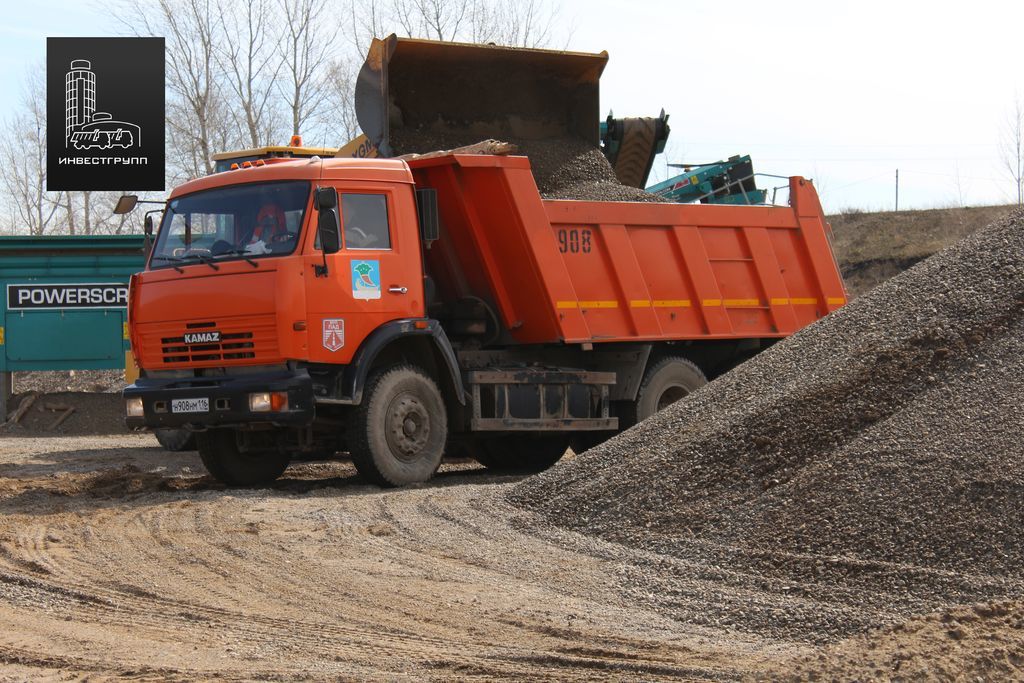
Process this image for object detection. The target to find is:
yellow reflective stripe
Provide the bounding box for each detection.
[123,322,130,340]
[790,297,817,305]
[827,297,847,305]
[560,300,619,309]
[630,300,651,308]
[770,297,789,306]
[702,299,722,307]
[652,299,691,308]
[723,298,760,307]
[0,326,4,345]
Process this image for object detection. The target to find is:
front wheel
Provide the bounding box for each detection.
[154,428,196,452]
[347,365,448,487]
[195,429,290,487]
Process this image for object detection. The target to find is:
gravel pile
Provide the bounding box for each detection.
[509,209,1024,640]
[391,130,663,202]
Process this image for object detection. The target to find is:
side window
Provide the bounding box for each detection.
[342,194,390,250]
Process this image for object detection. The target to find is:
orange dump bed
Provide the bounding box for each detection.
[408,154,847,345]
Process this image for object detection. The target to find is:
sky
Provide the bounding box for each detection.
[3,0,1024,213]
[567,0,1024,212]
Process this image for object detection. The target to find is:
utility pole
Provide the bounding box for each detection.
[895,169,899,211]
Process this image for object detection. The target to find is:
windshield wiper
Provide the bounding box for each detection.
[213,248,259,268]
[180,253,220,271]
[150,255,185,273]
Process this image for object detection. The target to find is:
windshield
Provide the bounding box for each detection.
[150,180,311,269]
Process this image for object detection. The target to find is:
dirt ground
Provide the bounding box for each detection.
[0,434,807,681]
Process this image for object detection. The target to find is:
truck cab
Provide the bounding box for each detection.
[125,157,458,486]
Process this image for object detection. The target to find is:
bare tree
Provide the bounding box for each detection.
[279,0,339,138]
[216,0,284,148]
[0,68,64,235]
[347,1,389,54]
[348,0,562,53]
[401,0,470,40]
[321,57,362,145]
[1002,95,1024,206]
[470,0,559,47]
[951,162,970,209]
[0,65,143,235]
[112,0,237,180]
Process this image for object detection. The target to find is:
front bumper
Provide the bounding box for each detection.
[124,368,315,430]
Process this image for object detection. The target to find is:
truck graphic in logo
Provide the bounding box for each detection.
[351,260,381,300]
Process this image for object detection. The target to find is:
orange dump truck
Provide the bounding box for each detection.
[124,153,845,486]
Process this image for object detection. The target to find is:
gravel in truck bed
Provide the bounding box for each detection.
[390,130,665,202]
[508,209,1024,641]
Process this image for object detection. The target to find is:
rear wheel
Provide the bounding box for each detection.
[154,428,196,452]
[626,356,707,426]
[347,365,448,487]
[474,436,569,473]
[195,429,290,487]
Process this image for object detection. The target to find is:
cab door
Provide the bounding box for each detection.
[303,182,424,364]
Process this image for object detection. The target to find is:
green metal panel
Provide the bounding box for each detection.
[5,311,124,365]
[0,235,146,372]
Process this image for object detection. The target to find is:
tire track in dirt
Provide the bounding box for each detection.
[0,436,791,680]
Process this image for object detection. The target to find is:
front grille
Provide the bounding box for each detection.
[141,316,279,367]
[161,330,255,363]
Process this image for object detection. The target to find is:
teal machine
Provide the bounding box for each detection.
[647,155,768,205]
[598,111,766,205]
[0,235,145,418]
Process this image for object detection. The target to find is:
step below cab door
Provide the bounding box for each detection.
[303,182,425,364]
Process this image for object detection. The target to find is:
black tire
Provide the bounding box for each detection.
[474,436,569,473]
[154,428,196,452]
[625,356,707,426]
[195,429,290,487]
[347,365,448,487]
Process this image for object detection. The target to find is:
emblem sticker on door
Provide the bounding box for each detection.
[323,318,345,352]
[351,260,381,300]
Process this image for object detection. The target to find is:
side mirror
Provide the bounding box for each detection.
[114,194,139,214]
[142,214,155,258]
[318,208,341,255]
[315,186,337,209]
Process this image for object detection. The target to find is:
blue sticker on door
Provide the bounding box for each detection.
[351,259,381,300]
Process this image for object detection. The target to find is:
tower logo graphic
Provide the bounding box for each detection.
[64,59,142,151]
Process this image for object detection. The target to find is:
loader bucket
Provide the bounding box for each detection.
[355,35,608,156]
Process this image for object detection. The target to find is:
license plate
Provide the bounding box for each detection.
[171,398,209,414]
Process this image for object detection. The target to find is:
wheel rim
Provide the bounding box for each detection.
[656,384,688,412]
[385,392,431,461]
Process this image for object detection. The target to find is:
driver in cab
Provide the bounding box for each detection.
[244,203,293,255]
